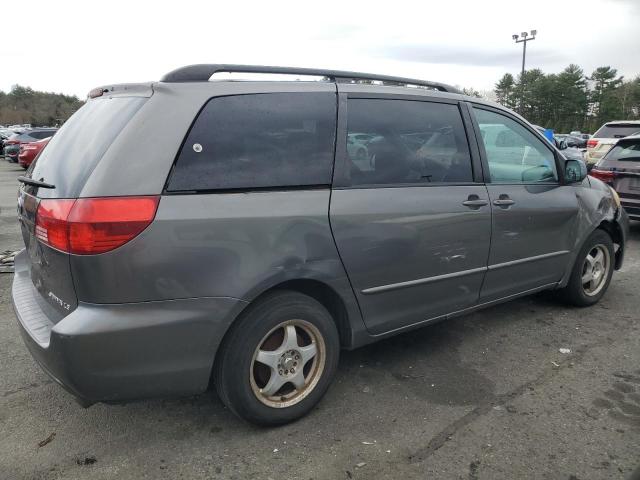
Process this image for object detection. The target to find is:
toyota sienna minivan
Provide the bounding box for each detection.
[12,64,629,425]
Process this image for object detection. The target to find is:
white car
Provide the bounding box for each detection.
[585,120,640,166]
[347,133,378,169]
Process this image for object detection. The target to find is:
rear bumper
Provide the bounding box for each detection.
[585,149,608,165]
[11,250,247,405]
[620,197,640,220]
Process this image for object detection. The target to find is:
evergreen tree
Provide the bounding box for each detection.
[492,65,637,133]
[588,66,624,131]
[495,73,516,109]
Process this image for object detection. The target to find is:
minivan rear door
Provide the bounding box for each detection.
[330,91,491,335]
[17,93,148,320]
[17,188,77,321]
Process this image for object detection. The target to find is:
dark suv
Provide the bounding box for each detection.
[12,65,629,425]
[590,134,640,220]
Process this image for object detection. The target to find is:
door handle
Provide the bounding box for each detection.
[493,195,515,207]
[462,199,489,207]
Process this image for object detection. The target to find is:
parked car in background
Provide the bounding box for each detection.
[590,134,640,220]
[18,137,50,169]
[0,129,16,155]
[346,132,377,167]
[556,138,585,162]
[585,121,640,167]
[3,128,56,162]
[532,124,555,143]
[567,135,587,148]
[12,64,628,426]
[556,134,587,149]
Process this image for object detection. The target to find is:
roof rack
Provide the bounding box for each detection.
[160,64,461,94]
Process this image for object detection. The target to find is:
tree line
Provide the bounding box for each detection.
[493,65,640,133]
[0,85,84,127]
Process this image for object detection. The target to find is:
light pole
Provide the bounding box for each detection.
[512,30,537,78]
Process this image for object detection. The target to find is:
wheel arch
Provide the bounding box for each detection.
[559,218,622,289]
[242,279,355,349]
[596,219,624,270]
[209,277,365,391]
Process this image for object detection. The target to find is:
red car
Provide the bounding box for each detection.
[18,137,50,169]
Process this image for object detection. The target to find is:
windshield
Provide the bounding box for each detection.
[29,96,146,198]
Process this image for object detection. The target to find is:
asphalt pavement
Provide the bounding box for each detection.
[0,159,638,480]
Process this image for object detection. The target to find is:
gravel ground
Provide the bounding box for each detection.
[0,159,638,480]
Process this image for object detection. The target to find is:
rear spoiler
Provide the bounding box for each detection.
[87,83,154,100]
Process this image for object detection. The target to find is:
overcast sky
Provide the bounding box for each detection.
[2,0,639,98]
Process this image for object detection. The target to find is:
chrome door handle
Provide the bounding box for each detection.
[493,199,515,206]
[462,199,489,207]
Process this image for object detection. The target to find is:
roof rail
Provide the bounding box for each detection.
[160,64,461,94]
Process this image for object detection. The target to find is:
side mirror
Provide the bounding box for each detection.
[565,159,587,183]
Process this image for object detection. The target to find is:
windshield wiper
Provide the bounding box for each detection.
[17,176,55,189]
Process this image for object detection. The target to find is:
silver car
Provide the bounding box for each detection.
[12,64,629,426]
[585,120,640,166]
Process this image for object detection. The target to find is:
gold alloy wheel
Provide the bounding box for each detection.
[250,319,326,408]
[581,244,611,297]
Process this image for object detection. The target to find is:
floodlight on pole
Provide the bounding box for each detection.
[513,30,537,78]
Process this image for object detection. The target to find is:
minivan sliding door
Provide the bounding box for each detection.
[330,94,491,335]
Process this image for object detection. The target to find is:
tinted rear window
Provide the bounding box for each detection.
[603,140,640,162]
[30,130,56,140]
[167,93,336,192]
[29,97,146,198]
[593,124,640,139]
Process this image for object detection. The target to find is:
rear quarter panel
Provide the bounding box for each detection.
[73,81,367,348]
[69,190,366,344]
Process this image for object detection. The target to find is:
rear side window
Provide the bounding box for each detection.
[593,124,640,139]
[167,93,337,192]
[346,99,473,186]
[30,97,147,199]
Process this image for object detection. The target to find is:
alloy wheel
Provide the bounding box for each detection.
[250,319,326,408]
[581,244,610,297]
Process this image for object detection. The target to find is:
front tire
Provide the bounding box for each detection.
[559,229,614,307]
[214,291,340,426]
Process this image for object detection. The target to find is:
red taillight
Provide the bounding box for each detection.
[589,168,616,184]
[35,196,159,254]
[587,139,599,148]
[35,199,75,251]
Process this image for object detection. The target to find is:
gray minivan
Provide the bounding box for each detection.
[12,65,629,425]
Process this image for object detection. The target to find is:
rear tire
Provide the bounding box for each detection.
[559,229,614,307]
[214,290,340,426]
